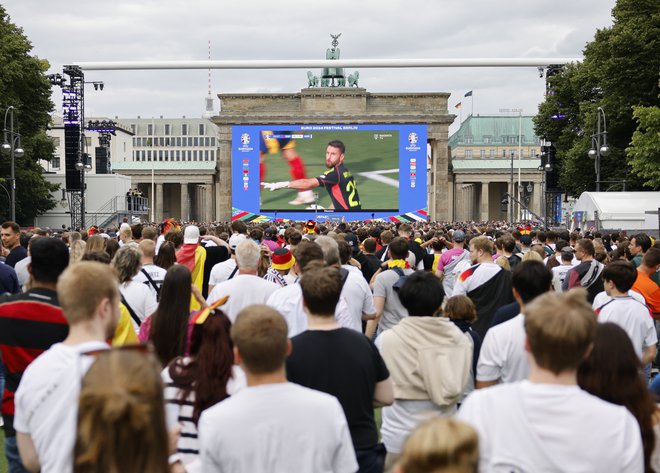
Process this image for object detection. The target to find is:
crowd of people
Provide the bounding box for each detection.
[0,216,659,472]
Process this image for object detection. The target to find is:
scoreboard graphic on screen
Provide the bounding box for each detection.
[232,124,427,221]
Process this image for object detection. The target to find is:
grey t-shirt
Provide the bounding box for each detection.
[373,268,414,335]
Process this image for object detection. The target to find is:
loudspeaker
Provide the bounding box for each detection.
[64,123,81,190]
[95,147,109,174]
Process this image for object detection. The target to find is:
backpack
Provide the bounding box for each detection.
[391,267,409,292]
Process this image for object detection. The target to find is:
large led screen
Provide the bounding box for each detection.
[232,124,427,221]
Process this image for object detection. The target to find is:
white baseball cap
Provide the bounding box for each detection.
[183,225,200,244]
[228,233,248,251]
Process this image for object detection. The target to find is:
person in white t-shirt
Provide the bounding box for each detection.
[207,239,279,323]
[208,233,247,292]
[594,260,657,363]
[552,247,576,292]
[458,289,644,472]
[198,304,358,473]
[112,245,158,333]
[14,262,121,473]
[133,239,167,300]
[267,241,351,337]
[316,236,376,332]
[476,260,553,388]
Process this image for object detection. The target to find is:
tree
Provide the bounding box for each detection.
[0,5,58,225]
[627,104,660,188]
[534,0,660,194]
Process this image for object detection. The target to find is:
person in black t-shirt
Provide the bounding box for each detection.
[286,264,393,473]
[262,140,362,210]
[1,222,27,268]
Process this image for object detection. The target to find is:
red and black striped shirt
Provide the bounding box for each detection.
[0,288,68,436]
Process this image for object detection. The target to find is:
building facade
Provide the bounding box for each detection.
[449,115,544,222]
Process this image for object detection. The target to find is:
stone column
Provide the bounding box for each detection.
[205,183,214,223]
[155,183,164,222]
[181,183,189,222]
[481,181,490,222]
[532,181,542,216]
[428,129,450,221]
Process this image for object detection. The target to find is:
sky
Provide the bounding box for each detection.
[4,0,617,133]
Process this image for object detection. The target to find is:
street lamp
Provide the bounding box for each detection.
[588,107,610,192]
[2,106,25,222]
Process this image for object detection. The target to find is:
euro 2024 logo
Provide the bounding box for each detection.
[408,132,418,144]
[240,133,250,145]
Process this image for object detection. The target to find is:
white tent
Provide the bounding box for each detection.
[571,192,660,231]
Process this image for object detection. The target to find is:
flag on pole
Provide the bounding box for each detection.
[464,91,473,97]
[455,102,462,109]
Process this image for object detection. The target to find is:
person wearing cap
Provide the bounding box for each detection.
[264,248,296,287]
[176,225,208,311]
[208,233,248,294]
[519,235,533,255]
[435,230,471,297]
[207,240,279,323]
[305,220,317,235]
[262,140,362,211]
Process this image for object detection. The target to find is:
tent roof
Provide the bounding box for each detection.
[575,192,660,219]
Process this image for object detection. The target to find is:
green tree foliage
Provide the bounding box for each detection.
[0,5,58,225]
[627,104,660,187]
[534,0,660,194]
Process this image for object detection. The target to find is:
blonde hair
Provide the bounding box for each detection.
[69,239,87,265]
[112,246,142,284]
[494,255,511,270]
[74,350,168,473]
[522,250,543,262]
[469,236,493,255]
[138,239,156,259]
[85,235,106,254]
[524,289,597,374]
[398,417,478,473]
[57,262,119,325]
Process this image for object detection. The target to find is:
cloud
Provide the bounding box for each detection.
[4,0,616,125]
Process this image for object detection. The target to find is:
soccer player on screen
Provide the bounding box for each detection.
[260,131,315,205]
[262,140,362,211]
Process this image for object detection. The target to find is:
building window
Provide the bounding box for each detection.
[176,137,181,147]
[204,150,209,160]
[187,150,192,161]
[465,136,473,144]
[465,150,473,159]
[130,124,136,134]
[210,137,215,146]
[148,124,153,136]
[52,156,60,168]
[141,151,146,160]
[158,150,163,161]
[490,149,495,158]
[188,137,193,146]
[147,150,152,161]
[531,149,537,158]
[194,137,199,147]
[193,150,198,160]
[176,150,180,160]
[502,149,507,158]
[480,149,485,158]
[211,150,215,160]
[181,124,188,136]
[204,137,210,147]
[159,137,164,147]
[483,136,492,144]
[164,150,169,161]
[164,124,171,135]
[199,124,205,136]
